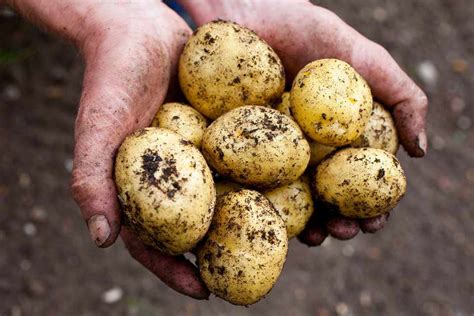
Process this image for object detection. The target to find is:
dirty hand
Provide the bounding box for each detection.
[4,0,208,299]
[179,0,428,245]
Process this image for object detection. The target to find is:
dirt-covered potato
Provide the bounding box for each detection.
[314,148,406,218]
[197,190,288,305]
[114,128,216,255]
[151,102,208,147]
[274,92,292,116]
[202,106,310,188]
[351,102,399,154]
[215,179,243,198]
[274,92,336,166]
[290,59,372,146]
[263,176,314,239]
[308,142,337,167]
[179,20,285,119]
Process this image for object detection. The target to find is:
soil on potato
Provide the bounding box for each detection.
[1,1,473,315]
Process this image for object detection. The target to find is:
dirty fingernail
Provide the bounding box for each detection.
[417,131,427,155]
[87,214,111,247]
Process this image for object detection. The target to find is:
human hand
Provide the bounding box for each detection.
[179,0,427,244]
[4,0,208,298]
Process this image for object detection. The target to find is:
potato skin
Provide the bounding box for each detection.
[202,106,310,188]
[275,92,336,166]
[179,20,285,119]
[197,190,288,305]
[215,179,243,198]
[151,102,208,147]
[263,176,314,239]
[314,148,406,218]
[290,59,372,146]
[351,102,399,154]
[114,128,216,255]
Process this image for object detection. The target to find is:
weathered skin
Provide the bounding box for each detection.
[4,0,427,299]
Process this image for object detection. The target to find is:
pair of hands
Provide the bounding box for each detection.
[6,0,427,299]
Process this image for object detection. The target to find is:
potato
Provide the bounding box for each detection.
[151,102,208,147]
[215,179,243,198]
[351,102,399,154]
[274,92,336,166]
[202,106,310,188]
[114,128,216,255]
[197,190,288,305]
[314,148,406,218]
[179,20,285,119]
[263,176,314,238]
[274,92,292,116]
[290,59,372,146]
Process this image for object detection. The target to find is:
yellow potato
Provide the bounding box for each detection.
[202,106,310,188]
[351,102,399,154]
[215,178,243,198]
[179,20,285,119]
[314,148,406,218]
[274,92,336,166]
[151,102,208,147]
[263,176,314,238]
[290,59,372,146]
[308,142,337,166]
[114,128,216,255]
[197,190,288,305]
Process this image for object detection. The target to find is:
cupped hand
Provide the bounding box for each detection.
[66,2,208,299]
[180,0,427,245]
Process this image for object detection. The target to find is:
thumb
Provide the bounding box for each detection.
[71,37,171,247]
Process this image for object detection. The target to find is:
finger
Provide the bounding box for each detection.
[71,36,173,248]
[350,40,428,157]
[298,223,328,247]
[359,213,390,233]
[326,216,360,240]
[121,227,210,300]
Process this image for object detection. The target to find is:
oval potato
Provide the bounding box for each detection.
[314,148,406,218]
[151,102,208,147]
[263,176,314,238]
[351,101,399,154]
[115,128,216,255]
[290,59,372,146]
[179,20,285,119]
[202,106,310,188]
[274,92,336,166]
[197,190,288,305]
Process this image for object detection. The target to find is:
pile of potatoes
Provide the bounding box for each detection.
[114,21,407,305]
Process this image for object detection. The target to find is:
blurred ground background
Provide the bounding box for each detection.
[0,0,473,315]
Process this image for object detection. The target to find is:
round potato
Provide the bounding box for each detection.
[290,59,372,146]
[215,178,243,198]
[197,190,288,305]
[202,106,310,188]
[151,102,208,147]
[351,101,399,154]
[179,20,285,119]
[114,128,216,255]
[263,176,314,239]
[274,92,292,116]
[314,148,406,218]
[274,92,336,166]
[308,142,337,167]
